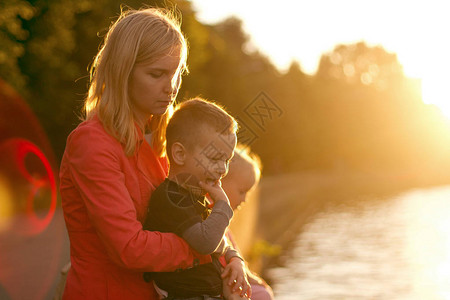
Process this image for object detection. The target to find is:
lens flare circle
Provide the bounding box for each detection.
[6,138,57,235]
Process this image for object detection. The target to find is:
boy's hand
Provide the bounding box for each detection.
[199,180,230,205]
[221,257,252,298]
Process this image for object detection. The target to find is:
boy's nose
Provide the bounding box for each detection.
[216,164,228,178]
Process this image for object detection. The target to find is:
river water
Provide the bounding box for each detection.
[267,185,450,300]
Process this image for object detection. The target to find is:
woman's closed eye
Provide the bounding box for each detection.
[149,71,164,78]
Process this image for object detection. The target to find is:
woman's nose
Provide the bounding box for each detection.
[166,74,181,98]
[163,78,173,95]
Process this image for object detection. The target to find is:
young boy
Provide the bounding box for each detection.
[222,146,275,300]
[222,146,261,211]
[143,98,251,300]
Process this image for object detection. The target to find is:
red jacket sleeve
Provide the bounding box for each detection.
[65,124,210,272]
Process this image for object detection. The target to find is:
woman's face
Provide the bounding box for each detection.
[128,52,182,124]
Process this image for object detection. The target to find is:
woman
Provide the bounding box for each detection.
[59,7,214,299]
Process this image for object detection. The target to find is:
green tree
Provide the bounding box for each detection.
[2,1,449,178]
[0,0,36,91]
[0,0,169,158]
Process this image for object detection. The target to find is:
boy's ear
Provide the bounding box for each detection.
[171,142,186,165]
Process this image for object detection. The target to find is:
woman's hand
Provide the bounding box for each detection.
[221,257,252,298]
[199,180,230,205]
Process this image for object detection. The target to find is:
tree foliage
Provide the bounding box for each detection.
[1,0,449,178]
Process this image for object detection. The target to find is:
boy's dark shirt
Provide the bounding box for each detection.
[143,178,235,298]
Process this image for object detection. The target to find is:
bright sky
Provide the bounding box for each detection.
[190,0,450,117]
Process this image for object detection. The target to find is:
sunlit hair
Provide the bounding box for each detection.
[83,6,188,156]
[232,144,262,183]
[166,97,238,160]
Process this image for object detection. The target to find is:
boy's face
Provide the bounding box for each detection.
[182,126,236,191]
[222,161,257,210]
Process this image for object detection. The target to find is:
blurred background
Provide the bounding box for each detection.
[1,0,450,299]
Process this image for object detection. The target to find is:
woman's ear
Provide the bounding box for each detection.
[171,142,186,165]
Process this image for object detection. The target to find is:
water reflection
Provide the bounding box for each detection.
[267,185,450,300]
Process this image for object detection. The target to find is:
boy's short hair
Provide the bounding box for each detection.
[166,97,238,157]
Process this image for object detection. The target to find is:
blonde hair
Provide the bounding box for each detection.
[233,144,262,182]
[83,6,188,156]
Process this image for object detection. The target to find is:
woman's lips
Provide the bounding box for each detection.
[158,100,172,106]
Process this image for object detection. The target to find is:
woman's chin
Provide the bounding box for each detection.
[149,105,172,116]
[150,109,167,116]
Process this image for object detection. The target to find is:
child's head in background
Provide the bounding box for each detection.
[222,145,262,210]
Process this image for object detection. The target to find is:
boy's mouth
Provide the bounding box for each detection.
[204,178,219,186]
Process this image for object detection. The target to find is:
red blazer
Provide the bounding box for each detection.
[59,117,210,300]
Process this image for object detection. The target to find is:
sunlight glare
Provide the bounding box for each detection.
[193,0,450,107]
[422,76,450,119]
[405,188,450,299]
